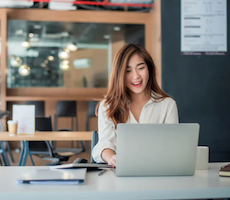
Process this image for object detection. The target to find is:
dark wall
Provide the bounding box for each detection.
[161,0,230,162]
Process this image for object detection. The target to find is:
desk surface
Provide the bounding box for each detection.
[0,131,92,141]
[0,163,229,200]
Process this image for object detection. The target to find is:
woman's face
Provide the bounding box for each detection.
[125,54,149,96]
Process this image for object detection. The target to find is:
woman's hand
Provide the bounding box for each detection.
[101,148,116,167]
[108,155,116,168]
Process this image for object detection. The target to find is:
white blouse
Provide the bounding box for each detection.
[92,96,179,163]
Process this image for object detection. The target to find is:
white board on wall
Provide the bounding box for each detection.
[181,0,227,54]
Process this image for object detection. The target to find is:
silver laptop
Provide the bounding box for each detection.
[116,123,200,177]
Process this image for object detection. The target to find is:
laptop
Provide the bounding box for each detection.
[115,123,200,177]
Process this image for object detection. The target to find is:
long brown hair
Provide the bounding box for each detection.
[96,43,170,127]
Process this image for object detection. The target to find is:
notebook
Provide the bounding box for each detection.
[115,123,200,177]
[50,163,112,171]
[17,168,86,185]
[219,164,230,177]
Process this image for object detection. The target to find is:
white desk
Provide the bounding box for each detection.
[0,163,229,200]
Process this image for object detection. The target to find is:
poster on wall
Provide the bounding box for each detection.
[181,0,227,55]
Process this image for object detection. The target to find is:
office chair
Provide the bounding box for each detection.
[54,101,77,131]
[25,101,45,117]
[86,101,98,131]
[0,110,14,165]
[85,101,98,152]
[54,101,84,153]
[28,116,75,165]
[91,131,98,163]
[0,139,12,166]
[0,149,3,165]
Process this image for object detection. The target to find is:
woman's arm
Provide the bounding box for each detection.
[92,100,117,163]
[101,149,116,167]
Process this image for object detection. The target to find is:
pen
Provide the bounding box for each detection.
[98,169,106,176]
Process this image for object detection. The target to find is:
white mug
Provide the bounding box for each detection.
[195,146,209,170]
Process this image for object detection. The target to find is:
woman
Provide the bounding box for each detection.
[92,44,178,167]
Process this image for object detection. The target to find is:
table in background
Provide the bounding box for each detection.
[0,131,92,166]
[0,163,229,200]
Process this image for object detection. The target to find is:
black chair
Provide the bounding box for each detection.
[54,101,84,153]
[29,116,74,165]
[86,101,98,131]
[54,101,77,131]
[85,101,98,153]
[0,110,14,165]
[25,101,45,117]
[0,149,4,165]
[91,131,98,163]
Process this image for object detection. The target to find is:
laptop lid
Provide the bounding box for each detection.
[116,123,200,177]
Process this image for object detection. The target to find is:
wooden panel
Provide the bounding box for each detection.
[7,88,107,99]
[5,96,104,101]
[5,9,150,24]
[0,10,7,129]
[0,131,92,141]
[150,0,162,87]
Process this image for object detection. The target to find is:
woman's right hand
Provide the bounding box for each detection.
[108,155,116,168]
[101,149,116,168]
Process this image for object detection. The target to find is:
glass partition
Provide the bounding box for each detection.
[7,20,145,88]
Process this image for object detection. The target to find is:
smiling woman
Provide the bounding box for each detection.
[92,43,179,166]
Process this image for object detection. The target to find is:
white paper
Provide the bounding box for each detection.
[181,0,227,52]
[12,105,35,134]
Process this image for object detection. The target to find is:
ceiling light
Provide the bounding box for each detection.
[103,35,110,39]
[58,49,69,59]
[67,43,78,52]
[48,56,54,61]
[28,33,34,38]
[16,57,21,61]
[113,26,121,31]
[10,56,21,67]
[44,60,49,64]
[60,60,70,71]
[18,65,30,76]
[63,48,70,53]
[22,41,30,48]
[41,63,47,68]
[10,59,20,67]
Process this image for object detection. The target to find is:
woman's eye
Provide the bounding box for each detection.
[138,67,144,70]
[126,70,131,73]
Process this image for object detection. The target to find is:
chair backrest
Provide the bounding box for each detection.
[56,101,77,117]
[0,110,10,119]
[25,101,45,117]
[86,101,98,131]
[54,101,78,131]
[91,131,98,163]
[35,116,52,131]
[29,116,54,157]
